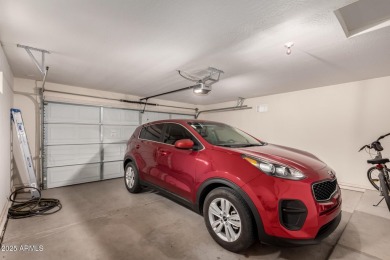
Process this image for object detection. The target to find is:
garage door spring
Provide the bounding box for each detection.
[7,187,62,219]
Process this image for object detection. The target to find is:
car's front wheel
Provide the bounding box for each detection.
[203,187,255,252]
[124,162,142,193]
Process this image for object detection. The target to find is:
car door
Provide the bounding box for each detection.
[155,123,201,201]
[136,123,164,184]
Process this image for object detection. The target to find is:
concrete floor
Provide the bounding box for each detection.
[1,179,389,260]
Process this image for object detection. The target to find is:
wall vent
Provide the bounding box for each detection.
[257,104,268,113]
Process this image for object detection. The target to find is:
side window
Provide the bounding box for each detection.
[139,124,164,142]
[164,124,194,145]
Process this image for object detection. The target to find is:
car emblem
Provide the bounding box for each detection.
[327,170,335,178]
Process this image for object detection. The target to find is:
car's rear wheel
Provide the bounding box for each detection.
[124,162,142,193]
[203,187,255,252]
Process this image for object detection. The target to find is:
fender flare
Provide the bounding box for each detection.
[123,156,135,169]
[123,155,141,172]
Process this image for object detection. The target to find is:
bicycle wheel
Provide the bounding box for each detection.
[367,166,381,190]
[379,172,390,211]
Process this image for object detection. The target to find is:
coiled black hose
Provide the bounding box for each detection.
[7,187,62,219]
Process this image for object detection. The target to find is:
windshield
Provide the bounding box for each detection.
[188,122,265,148]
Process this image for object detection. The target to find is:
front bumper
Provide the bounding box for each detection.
[259,211,342,246]
[242,170,342,244]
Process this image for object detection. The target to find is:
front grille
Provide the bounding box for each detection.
[312,179,338,201]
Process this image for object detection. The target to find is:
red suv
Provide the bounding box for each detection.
[123,120,342,252]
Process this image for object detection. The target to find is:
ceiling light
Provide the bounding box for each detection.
[284,42,294,55]
[193,83,212,95]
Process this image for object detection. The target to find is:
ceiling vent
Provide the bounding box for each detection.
[335,0,390,38]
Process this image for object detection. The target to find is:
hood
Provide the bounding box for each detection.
[231,144,326,171]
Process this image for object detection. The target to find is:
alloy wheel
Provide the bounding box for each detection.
[208,198,241,242]
[125,166,135,188]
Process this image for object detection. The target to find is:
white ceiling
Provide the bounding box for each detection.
[1,0,390,105]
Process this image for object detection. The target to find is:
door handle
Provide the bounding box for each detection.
[158,150,168,156]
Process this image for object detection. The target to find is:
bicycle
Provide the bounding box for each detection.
[359,133,390,211]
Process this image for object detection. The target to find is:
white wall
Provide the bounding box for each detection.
[13,75,390,190]
[199,76,390,190]
[0,45,14,231]
[13,78,196,186]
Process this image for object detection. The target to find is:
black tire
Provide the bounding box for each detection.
[367,166,381,190]
[124,162,142,193]
[203,187,255,253]
[379,172,390,211]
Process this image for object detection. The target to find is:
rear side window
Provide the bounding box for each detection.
[139,124,164,142]
[163,123,194,145]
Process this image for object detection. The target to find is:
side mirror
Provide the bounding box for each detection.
[175,139,194,149]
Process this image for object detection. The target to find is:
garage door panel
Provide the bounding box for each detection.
[103,162,124,179]
[103,143,126,162]
[45,124,100,145]
[103,108,139,125]
[43,102,186,188]
[45,103,100,124]
[170,114,194,119]
[45,144,100,167]
[103,125,136,143]
[47,163,100,188]
[141,111,170,124]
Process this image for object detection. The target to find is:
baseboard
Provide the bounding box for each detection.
[338,181,370,192]
[0,199,11,243]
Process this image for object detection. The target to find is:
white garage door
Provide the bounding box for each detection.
[43,102,194,188]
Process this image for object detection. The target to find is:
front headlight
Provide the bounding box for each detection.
[243,155,306,180]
